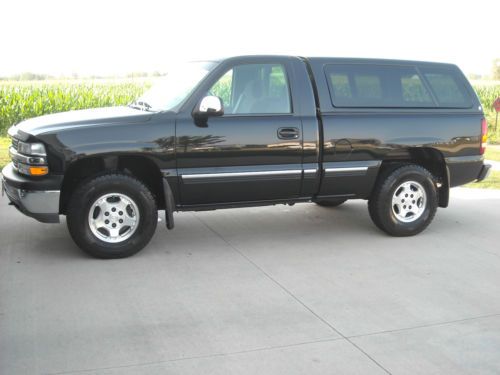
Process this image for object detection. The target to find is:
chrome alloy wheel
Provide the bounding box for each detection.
[88,193,140,243]
[391,181,427,223]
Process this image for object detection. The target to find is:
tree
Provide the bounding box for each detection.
[493,59,500,80]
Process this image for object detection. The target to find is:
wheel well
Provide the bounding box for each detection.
[60,155,165,214]
[377,147,449,208]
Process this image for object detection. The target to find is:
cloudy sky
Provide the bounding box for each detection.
[0,0,497,77]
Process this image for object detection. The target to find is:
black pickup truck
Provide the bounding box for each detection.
[2,56,491,258]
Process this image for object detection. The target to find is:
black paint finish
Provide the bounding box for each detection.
[3,55,488,218]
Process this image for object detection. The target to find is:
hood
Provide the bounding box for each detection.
[9,106,153,138]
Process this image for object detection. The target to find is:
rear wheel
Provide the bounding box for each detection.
[368,165,438,236]
[66,174,158,258]
[315,198,347,207]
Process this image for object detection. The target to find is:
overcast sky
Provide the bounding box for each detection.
[0,0,497,77]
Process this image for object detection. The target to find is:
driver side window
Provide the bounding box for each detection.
[210,63,291,115]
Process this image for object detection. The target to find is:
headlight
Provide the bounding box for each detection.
[17,141,47,156]
[11,140,49,176]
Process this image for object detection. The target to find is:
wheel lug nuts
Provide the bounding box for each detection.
[119,219,123,223]
[403,205,406,209]
[111,208,116,212]
[105,212,109,216]
[119,211,123,215]
[112,223,116,228]
[105,220,109,224]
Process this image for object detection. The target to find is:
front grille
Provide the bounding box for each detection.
[11,137,19,151]
[10,137,20,170]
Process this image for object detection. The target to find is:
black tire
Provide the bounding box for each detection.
[66,173,158,258]
[368,164,438,236]
[315,198,347,207]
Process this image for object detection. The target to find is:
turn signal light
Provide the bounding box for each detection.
[480,118,488,155]
[29,166,49,176]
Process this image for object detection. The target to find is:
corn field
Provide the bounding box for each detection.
[0,79,499,141]
[474,84,500,142]
[0,80,151,136]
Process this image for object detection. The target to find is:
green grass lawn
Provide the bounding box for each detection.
[0,135,499,189]
[466,146,500,189]
[466,170,500,189]
[484,145,500,161]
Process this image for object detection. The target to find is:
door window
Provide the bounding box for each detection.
[210,63,291,114]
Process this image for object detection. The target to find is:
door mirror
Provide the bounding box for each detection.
[194,95,224,117]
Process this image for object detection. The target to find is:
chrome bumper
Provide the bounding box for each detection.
[2,176,60,223]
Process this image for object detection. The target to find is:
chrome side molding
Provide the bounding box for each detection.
[324,166,369,173]
[182,170,302,179]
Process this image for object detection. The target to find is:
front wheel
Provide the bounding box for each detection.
[368,165,438,236]
[66,174,158,258]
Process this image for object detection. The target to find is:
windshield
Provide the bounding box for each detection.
[132,61,218,112]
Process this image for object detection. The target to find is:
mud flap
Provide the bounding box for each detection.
[162,177,175,229]
[439,165,450,208]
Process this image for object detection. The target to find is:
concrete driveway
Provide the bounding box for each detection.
[1,188,500,375]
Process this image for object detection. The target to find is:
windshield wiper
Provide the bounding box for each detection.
[128,101,156,112]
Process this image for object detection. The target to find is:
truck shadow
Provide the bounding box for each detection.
[7,199,476,261]
[32,219,89,259]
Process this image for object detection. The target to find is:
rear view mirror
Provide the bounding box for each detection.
[194,96,224,117]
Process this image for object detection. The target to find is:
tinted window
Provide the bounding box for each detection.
[401,74,433,104]
[210,63,291,114]
[329,73,351,99]
[211,69,233,107]
[354,74,382,100]
[421,68,472,108]
[269,65,289,99]
[325,64,434,108]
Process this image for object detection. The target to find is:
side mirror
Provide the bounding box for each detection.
[194,95,224,118]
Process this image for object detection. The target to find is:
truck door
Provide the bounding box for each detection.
[175,60,304,206]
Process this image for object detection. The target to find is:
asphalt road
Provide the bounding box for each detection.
[1,188,500,375]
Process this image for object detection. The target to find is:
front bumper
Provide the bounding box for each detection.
[1,163,61,223]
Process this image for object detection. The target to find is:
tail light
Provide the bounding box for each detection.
[480,118,488,155]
